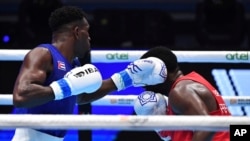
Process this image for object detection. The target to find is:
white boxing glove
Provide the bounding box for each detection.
[134,91,171,141]
[133,91,168,115]
[111,57,167,91]
[50,64,102,100]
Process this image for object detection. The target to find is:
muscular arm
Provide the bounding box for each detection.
[13,47,55,108]
[169,81,215,141]
[77,56,166,104]
[77,79,117,105]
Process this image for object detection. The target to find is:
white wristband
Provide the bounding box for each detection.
[111,73,125,91]
[50,81,64,100]
[111,70,133,91]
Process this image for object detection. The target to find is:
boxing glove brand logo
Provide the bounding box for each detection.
[138,91,157,106]
[74,67,99,78]
[127,63,142,74]
[142,60,153,64]
[160,64,167,79]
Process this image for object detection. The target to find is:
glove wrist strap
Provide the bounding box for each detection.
[50,78,72,100]
[111,70,132,91]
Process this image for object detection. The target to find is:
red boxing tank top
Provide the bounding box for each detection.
[158,71,231,141]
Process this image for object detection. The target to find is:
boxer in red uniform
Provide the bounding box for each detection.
[138,46,231,141]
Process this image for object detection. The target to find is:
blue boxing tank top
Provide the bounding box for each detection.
[14,44,81,137]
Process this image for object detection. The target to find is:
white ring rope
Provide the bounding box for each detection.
[1,94,250,106]
[0,114,249,131]
[0,50,249,132]
[0,49,249,63]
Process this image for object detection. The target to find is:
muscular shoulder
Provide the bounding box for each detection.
[24,47,52,71]
[170,80,209,97]
[169,80,214,114]
[170,80,195,96]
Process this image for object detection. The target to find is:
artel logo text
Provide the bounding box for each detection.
[226,52,249,60]
[106,53,128,60]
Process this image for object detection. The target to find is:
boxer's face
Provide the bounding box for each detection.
[74,17,91,58]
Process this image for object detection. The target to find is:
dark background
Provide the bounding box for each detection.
[1,0,250,141]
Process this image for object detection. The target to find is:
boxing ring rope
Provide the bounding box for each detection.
[0,114,249,131]
[1,94,250,106]
[0,49,250,63]
[0,49,250,130]
[1,50,250,106]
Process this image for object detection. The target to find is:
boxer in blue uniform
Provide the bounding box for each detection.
[11,6,167,141]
